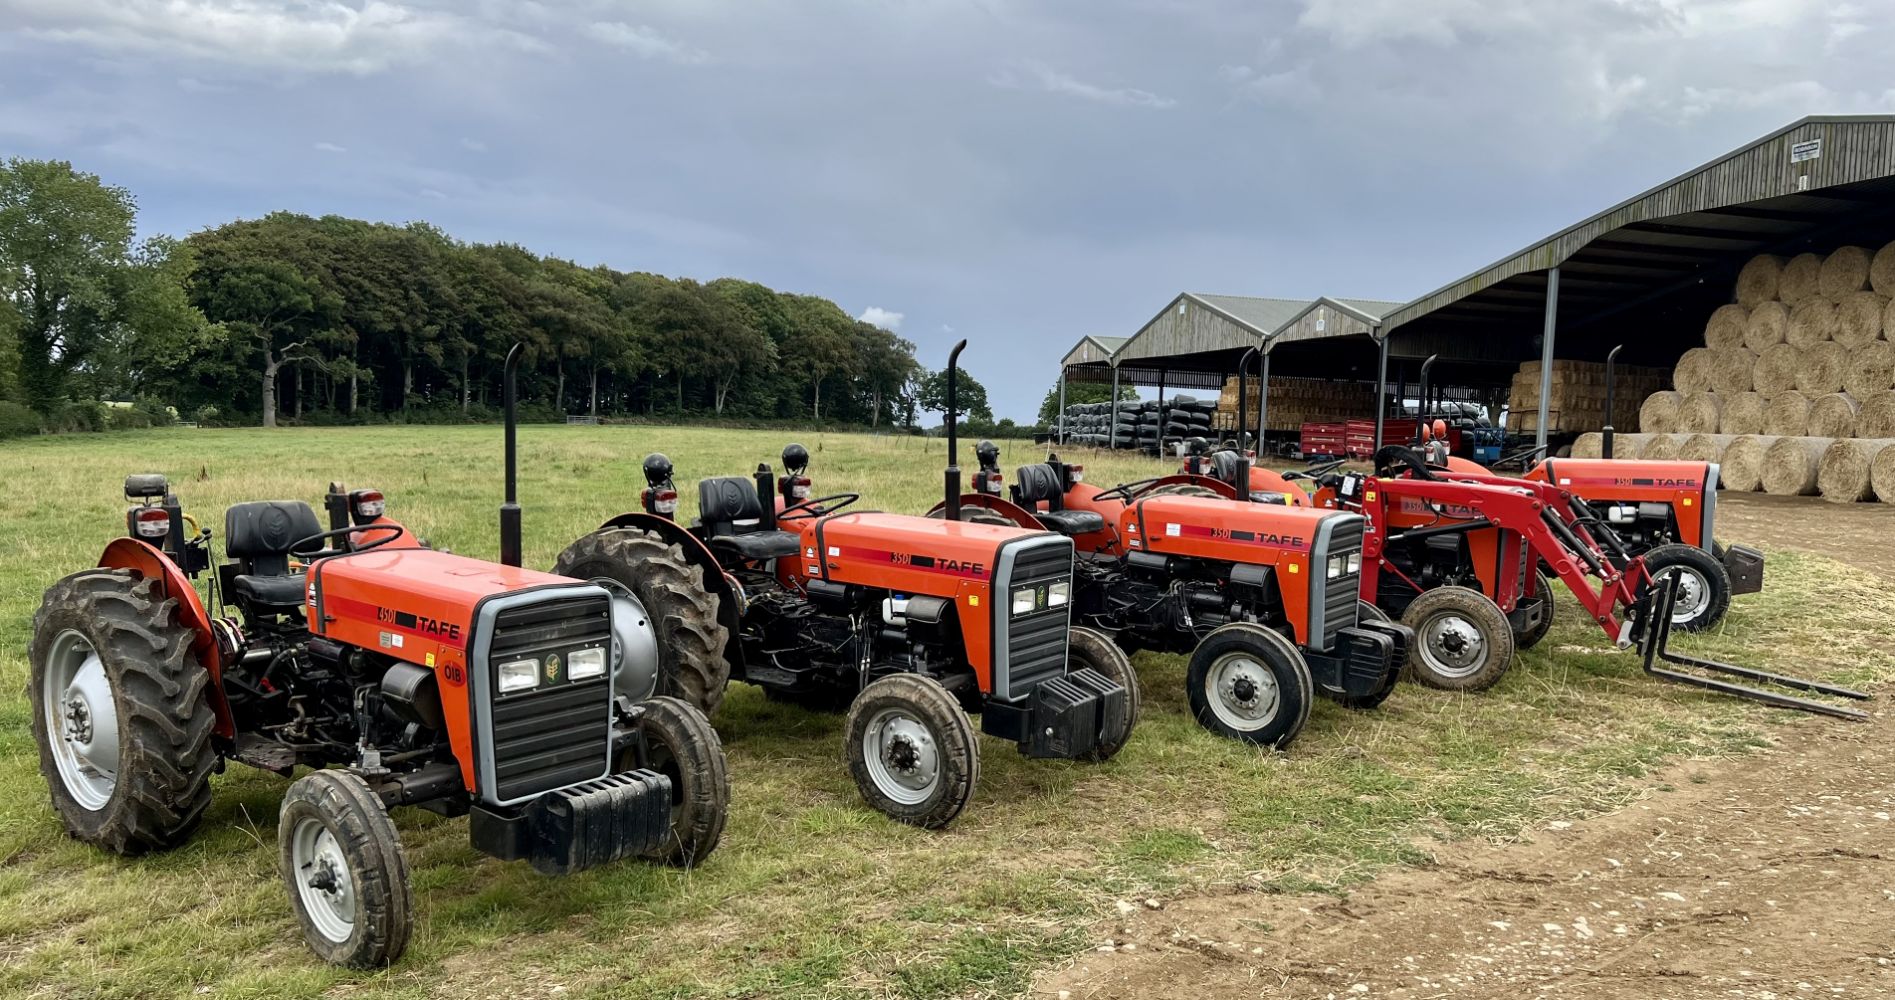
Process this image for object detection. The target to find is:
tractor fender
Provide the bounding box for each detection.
[1145,473,1240,499]
[1246,467,1313,506]
[924,493,1043,530]
[1441,456,1490,476]
[99,537,238,740]
[595,512,746,673]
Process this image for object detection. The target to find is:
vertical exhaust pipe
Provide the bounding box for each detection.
[1415,353,1438,448]
[1602,343,1623,460]
[1236,346,1256,455]
[944,339,968,522]
[500,342,524,568]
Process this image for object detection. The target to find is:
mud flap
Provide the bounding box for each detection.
[1722,543,1764,596]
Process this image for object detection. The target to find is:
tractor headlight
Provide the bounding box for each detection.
[1327,555,1345,580]
[497,657,540,693]
[1345,551,1361,575]
[1012,586,1037,616]
[567,647,607,682]
[1047,580,1070,608]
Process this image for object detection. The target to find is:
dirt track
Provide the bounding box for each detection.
[1036,493,1895,1000]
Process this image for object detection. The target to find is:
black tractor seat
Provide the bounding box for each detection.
[224,500,323,613]
[698,477,801,562]
[1012,464,1105,536]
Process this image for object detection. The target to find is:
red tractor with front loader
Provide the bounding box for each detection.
[554,342,1139,829]
[27,346,729,968]
[923,441,1411,748]
[1306,446,1867,718]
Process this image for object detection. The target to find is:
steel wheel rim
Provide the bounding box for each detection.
[291,816,357,944]
[1419,612,1487,679]
[1656,567,1710,624]
[42,629,119,811]
[862,707,942,806]
[1206,651,1281,731]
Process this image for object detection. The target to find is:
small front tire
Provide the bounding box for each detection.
[1185,623,1314,748]
[629,696,729,868]
[278,770,412,969]
[844,675,978,829]
[1400,586,1514,691]
[1640,543,1732,632]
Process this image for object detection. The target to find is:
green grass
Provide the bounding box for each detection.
[1,425,1890,998]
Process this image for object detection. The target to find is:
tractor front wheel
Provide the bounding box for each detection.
[1066,625,1140,762]
[1185,623,1313,748]
[845,674,977,829]
[278,769,412,969]
[29,570,217,855]
[555,528,732,716]
[1640,543,1732,632]
[630,696,729,868]
[1401,586,1514,691]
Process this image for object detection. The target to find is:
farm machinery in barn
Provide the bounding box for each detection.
[556,341,1138,829]
[920,440,1412,748]
[27,346,729,968]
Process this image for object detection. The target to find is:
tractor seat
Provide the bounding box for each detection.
[1011,465,1103,536]
[1208,450,1244,485]
[698,477,801,562]
[224,500,323,612]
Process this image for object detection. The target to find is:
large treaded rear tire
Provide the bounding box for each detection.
[555,528,732,716]
[630,696,729,868]
[278,769,412,968]
[29,569,216,855]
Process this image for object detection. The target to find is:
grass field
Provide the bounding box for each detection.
[2,425,1891,999]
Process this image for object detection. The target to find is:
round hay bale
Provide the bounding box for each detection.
[1874,444,1895,503]
[1820,245,1874,300]
[1752,343,1800,398]
[1856,390,1895,438]
[1807,391,1859,439]
[1720,435,1777,492]
[1780,252,1823,305]
[1708,348,1755,393]
[1640,433,1685,461]
[1639,390,1681,433]
[1794,341,1846,395]
[1763,390,1811,436]
[1681,433,1735,464]
[1703,304,1749,349]
[1787,299,1839,347]
[1735,253,1785,307]
[1672,347,1715,393]
[1743,301,1790,352]
[1817,438,1895,503]
[1873,241,1895,298]
[1719,391,1766,435]
[1676,391,1724,434]
[1761,436,1833,496]
[1836,290,1888,348]
[1844,341,1895,398]
[1570,432,1602,459]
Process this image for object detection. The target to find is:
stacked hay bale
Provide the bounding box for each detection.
[1623,242,1895,501]
[1214,376,1377,433]
[1507,359,1663,436]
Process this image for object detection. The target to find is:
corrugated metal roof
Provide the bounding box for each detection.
[1059,335,1126,368]
[1189,294,1310,334]
[1383,115,1895,333]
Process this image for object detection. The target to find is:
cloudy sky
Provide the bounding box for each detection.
[2,0,1888,418]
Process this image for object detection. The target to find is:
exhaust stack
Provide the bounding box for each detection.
[944,339,968,522]
[1602,343,1624,459]
[500,342,524,568]
[1415,353,1438,448]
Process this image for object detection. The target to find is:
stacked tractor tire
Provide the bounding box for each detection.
[1060,396,1217,452]
[1602,243,1895,504]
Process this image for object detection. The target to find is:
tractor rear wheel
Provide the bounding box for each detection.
[1640,543,1731,632]
[1185,623,1313,748]
[555,528,732,716]
[1401,586,1513,691]
[1513,571,1557,650]
[927,506,1018,527]
[845,674,977,829]
[1066,625,1140,762]
[29,569,216,855]
[630,696,729,868]
[278,769,412,968]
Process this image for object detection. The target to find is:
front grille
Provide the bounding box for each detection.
[487,594,613,802]
[995,538,1075,701]
[1314,517,1366,651]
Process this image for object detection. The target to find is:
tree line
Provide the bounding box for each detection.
[0,158,1005,435]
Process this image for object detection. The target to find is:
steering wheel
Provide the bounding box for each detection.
[289,522,407,557]
[1373,446,1440,482]
[1281,458,1346,483]
[779,492,860,520]
[1088,478,1163,504]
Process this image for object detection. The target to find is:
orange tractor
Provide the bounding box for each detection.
[920,443,1410,747]
[555,342,1137,829]
[27,346,729,967]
